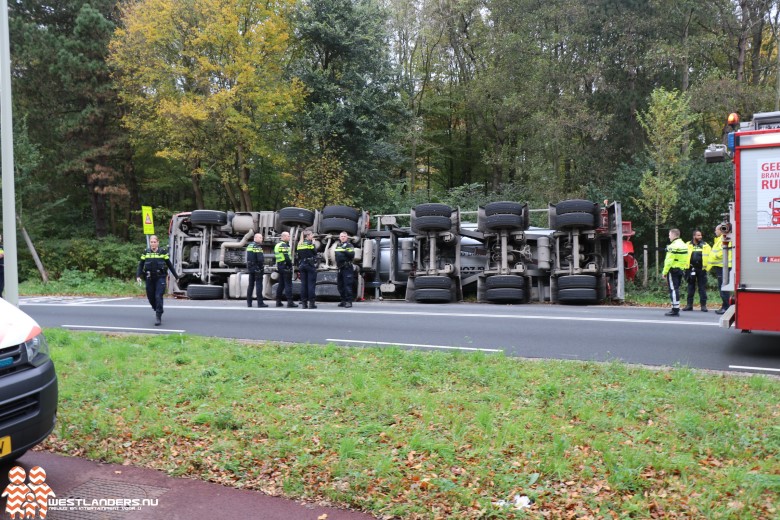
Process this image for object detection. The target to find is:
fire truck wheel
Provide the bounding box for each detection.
[278,207,315,227]
[557,288,598,304]
[485,213,525,231]
[412,215,452,232]
[187,284,225,300]
[553,212,596,230]
[321,217,358,235]
[322,205,360,221]
[414,203,453,217]
[190,210,228,227]
[556,275,597,290]
[554,199,599,216]
[485,288,525,303]
[484,201,526,217]
[414,288,452,303]
[414,276,452,290]
[485,275,525,289]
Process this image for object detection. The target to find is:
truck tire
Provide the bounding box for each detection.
[556,275,597,290]
[321,217,358,235]
[414,203,452,217]
[484,201,525,217]
[271,281,302,299]
[553,212,596,230]
[322,205,360,221]
[187,284,225,300]
[555,199,598,216]
[278,207,315,227]
[485,213,524,231]
[485,288,525,302]
[412,215,452,232]
[414,276,452,290]
[557,288,598,304]
[414,288,452,303]
[190,210,228,227]
[485,275,525,289]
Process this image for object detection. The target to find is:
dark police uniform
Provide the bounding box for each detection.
[296,238,317,309]
[246,240,268,308]
[274,239,297,307]
[136,246,178,325]
[335,240,355,307]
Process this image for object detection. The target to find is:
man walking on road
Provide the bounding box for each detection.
[335,232,355,308]
[274,231,298,308]
[246,233,268,308]
[136,235,180,326]
[683,229,711,312]
[662,228,689,317]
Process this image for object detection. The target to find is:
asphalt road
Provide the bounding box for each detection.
[20,296,780,376]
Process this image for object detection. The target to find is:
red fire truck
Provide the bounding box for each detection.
[705,111,780,333]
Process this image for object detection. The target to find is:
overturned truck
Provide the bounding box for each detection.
[167,199,626,305]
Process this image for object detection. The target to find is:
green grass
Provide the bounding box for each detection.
[20,271,143,297]
[41,330,779,519]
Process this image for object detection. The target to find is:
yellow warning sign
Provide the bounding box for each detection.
[141,206,155,235]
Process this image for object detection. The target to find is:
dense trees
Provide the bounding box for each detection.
[6,0,780,257]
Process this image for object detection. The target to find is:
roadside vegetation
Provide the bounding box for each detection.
[42,330,779,519]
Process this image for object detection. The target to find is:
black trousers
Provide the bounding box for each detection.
[686,268,707,306]
[666,269,683,309]
[299,263,317,303]
[276,265,293,302]
[338,265,354,303]
[710,266,730,309]
[145,275,166,315]
[247,271,264,306]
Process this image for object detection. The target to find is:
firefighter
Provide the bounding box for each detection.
[274,231,298,307]
[296,229,318,309]
[708,224,732,315]
[661,228,689,317]
[335,231,355,308]
[136,235,180,326]
[246,233,268,308]
[683,229,711,312]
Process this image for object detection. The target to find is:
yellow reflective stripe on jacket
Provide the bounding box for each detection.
[663,238,689,275]
[141,251,169,260]
[296,242,315,251]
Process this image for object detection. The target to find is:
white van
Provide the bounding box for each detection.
[0,298,58,461]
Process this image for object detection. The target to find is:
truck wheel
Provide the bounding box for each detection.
[278,207,315,227]
[485,213,525,231]
[485,275,525,289]
[414,203,452,217]
[322,205,360,221]
[412,215,452,232]
[414,288,452,303]
[271,281,302,299]
[484,201,526,217]
[414,276,452,290]
[485,288,525,302]
[190,210,228,227]
[556,275,597,290]
[557,288,598,304]
[187,284,225,300]
[321,217,358,235]
[553,212,596,230]
[555,199,598,215]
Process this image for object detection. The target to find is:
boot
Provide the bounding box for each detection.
[664,308,680,317]
[301,301,308,309]
[338,302,346,307]
[309,302,317,309]
[287,301,299,308]
[247,301,253,308]
[257,301,268,308]
[276,300,284,307]
[681,305,693,311]
[345,302,352,308]
[715,307,726,315]
[155,312,162,326]
[701,304,708,312]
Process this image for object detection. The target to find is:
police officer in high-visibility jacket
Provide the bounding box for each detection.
[683,229,711,312]
[274,231,298,308]
[246,233,268,308]
[136,235,180,326]
[335,231,355,308]
[296,229,318,309]
[708,224,732,314]
[661,228,689,317]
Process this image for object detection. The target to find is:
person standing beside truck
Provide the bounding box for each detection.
[246,233,268,308]
[708,224,732,315]
[136,235,180,326]
[662,228,689,317]
[335,231,355,308]
[296,229,318,309]
[274,231,298,308]
[683,229,711,312]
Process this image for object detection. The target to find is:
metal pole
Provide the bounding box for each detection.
[0,0,19,305]
[643,245,649,287]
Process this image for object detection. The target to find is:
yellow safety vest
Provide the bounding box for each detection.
[663,238,689,275]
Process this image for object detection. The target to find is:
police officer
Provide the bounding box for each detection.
[708,224,732,315]
[683,229,711,312]
[274,231,298,308]
[296,229,317,309]
[246,233,268,308]
[136,235,180,326]
[661,228,689,317]
[335,231,355,308]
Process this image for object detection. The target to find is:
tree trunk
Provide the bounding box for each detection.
[87,168,109,238]
[237,145,253,212]
[191,160,204,209]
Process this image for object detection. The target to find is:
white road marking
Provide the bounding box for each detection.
[728,365,780,373]
[327,339,501,352]
[63,325,185,333]
[64,297,133,305]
